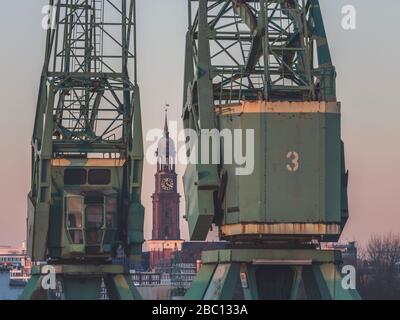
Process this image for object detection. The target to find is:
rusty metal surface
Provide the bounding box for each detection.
[201,248,341,265]
[252,259,312,266]
[51,158,126,167]
[221,223,341,237]
[215,100,341,116]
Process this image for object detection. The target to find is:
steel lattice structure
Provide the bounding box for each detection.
[183,0,336,116]
[34,0,139,154]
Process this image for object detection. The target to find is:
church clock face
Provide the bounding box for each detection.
[161,177,174,191]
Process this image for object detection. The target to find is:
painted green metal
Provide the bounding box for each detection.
[62,277,103,300]
[185,264,217,300]
[289,266,303,299]
[19,275,44,300]
[182,164,218,240]
[20,264,141,300]
[218,106,346,241]
[201,248,342,263]
[185,249,360,300]
[240,263,259,300]
[104,274,142,300]
[203,263,240,300]
[24,0,144,300]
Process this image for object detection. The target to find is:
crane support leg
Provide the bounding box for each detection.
[20,265,141,300]
[185,249,361,300]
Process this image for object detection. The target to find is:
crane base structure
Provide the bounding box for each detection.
[185,249,361,300]
[20,264,141,300]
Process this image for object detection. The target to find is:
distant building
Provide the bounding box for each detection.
[151,260,197,289]
[0,242,29,271]
[135,112,227,297]
[147,111,184,270]
[132,272,162,286]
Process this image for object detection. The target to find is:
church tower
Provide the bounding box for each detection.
[147,110,183,270]
[152,112,180,240]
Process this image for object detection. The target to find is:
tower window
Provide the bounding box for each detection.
[164,226,169,239]
[88,169,111,185]
[64,169,87,185]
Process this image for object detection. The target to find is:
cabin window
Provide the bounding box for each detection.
[64,169,87,185]
[88,169,111,185]
[85,194,105,245]
[66,196,83,244]
[104,196,117,244]
[106,196,117,228]
[64,192,117,250]
[86,205,104,228]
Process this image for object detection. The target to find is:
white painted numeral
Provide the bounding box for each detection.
[286,151,299,172]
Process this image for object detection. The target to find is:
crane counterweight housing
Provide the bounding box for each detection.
[217,100,348,242]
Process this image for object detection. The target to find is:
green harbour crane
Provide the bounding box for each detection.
[182,0,360,300]
[21,0,144,300]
